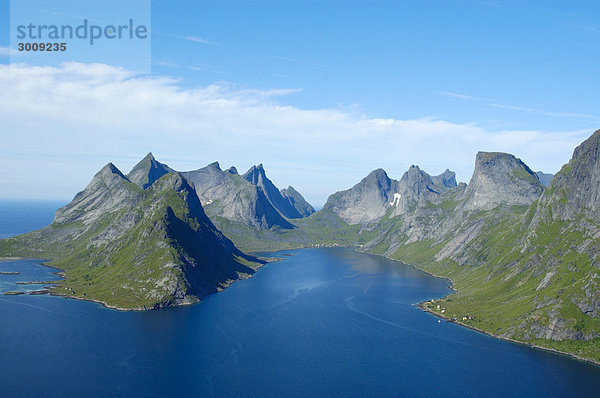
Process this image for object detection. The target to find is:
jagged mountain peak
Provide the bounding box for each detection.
[226,166,238,175]
[324,168,396,224]
[402,165,428,180]
[208,161,221,170]
[362,168,392,188]
[182,163,297,229]
[538,129,600,220]
[397,165,439,195]
[432,169,457,189]
[127,153,174,189]
[9,159,264,310]
[55,163,142,225]
[100,162,127,179]
[461,151,543,211]
[573,129,600,159]
[242,164,267,184]
[242,164,309,219]
[281,185,316,218]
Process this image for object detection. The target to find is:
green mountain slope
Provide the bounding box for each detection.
[0,160,264,310]
[386,132,600,363]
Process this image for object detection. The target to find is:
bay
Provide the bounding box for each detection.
[0,202,599,397]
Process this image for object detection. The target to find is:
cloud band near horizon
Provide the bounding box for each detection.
[0,62,591,206]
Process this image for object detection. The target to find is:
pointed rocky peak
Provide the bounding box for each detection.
[149,172,208,218]
[151,171,189,192]
[182,162,298,228]
[355,169,394,195]
[208,161,221,170]
[127,153,175,189]
[398,165,438,195]
[281,185,316,218]
[323,168,397,224]
[101,162,127,178]
[54,162,142,224]
[242,164,267,185]
[461,151,543,211]
[432,169,457,189]
[241,164,304,219]
[89,163,130,190]
[226,166,238,175]
[539,129,600,220]
[282,185,299,195]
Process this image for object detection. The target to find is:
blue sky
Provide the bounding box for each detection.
[1,1,599,206]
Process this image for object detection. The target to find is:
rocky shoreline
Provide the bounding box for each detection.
[2,250,598,367]
[417,300,600,367]
[0,255,271,312]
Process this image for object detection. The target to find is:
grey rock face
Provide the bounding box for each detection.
[324,169,397,224]
[389,166,449,217]
[535,171,554,187]
[183,163,294,229]
[127,152,175,189]
[431,169,458,190]
[538,130,600,221]
[460,152,544,211]
[55,163,145,225]
[243,164,310,219]
[280,186,316,218]
[34,154,264,309]
[324,166,458,225]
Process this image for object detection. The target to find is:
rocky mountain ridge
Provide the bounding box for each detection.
[0,156,264,310]
[1,131,597,363]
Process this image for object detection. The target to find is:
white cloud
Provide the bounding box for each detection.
[0,46,20,57]
[154,31,222,46]
[441,91,481,101]
[0,63,592,205]
[184,36,221,46]
[442,90,600,124]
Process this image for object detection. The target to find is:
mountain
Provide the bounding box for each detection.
[459,152,544,212]
[127,152,175,189]
[535,171,554,187]
[535,131,600,221]
[2,132,599,362]
[243,164,314,219]
[323,166,459,225]
[0,157,264,310]
[311,137,600,362]
[182,162,294,230]
[280,186,316,217]
[324,168,397,224]
[377,132,600,362]
[431,169,457,190]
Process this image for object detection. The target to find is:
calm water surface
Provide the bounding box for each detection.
[1,201,599,397]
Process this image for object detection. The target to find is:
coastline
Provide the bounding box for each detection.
[416,297,600,368]
[3,249,599,367]
[1,255,270,312]
[356,247,600,368]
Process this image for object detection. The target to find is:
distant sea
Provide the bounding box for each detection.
[0,200,66,238]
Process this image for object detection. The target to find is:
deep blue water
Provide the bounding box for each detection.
[1,202,600,397]
[0,200,66,239]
